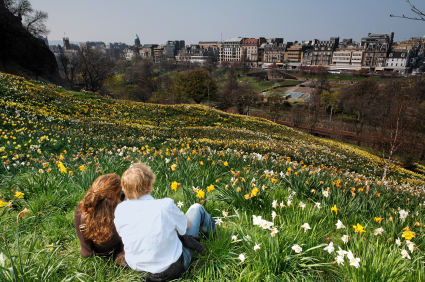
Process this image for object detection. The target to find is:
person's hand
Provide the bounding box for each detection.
[186,215,191,229]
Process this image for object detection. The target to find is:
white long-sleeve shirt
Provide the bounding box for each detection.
[114,195,187,273]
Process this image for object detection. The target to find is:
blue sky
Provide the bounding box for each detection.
[31,0,425,45]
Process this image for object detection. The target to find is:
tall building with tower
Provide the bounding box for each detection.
[135,34,141,48]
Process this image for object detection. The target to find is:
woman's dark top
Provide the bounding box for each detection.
[74,204,124,261]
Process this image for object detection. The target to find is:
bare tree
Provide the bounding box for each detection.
[306,75,328,135]
[340,79,378,145]
[390,0,425,21]
[5,0,50,36]
[372,80,418,180]
[59,54,80,90]
[290,104,304,128]
[78,48,114,92]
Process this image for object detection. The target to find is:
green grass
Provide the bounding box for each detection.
[0,72,424,281]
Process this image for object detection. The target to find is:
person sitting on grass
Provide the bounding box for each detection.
[74,173,126,266]
[114,163,215,282]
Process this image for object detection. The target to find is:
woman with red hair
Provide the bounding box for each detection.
[74,173,125,264]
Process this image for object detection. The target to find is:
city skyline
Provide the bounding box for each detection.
[31,0,425,45]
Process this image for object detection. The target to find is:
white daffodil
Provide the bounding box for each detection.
[301,223,311,232]
[244,235,252,241]
[261,221,274,230]
[215,218,223,226]
[401,249,411,259]
[341,235,350,244]
[374,227,384,236]
[396,237,402,247]
[336,220,345,229]
[231,235,238,242]
[336,246,348,257]
[271,211,277,220]
[336,255,345,265]
[253,215,262,226]
[349,257,360,268]
[292,244,302,254]
[406,240,415,253]
[238,254,246,262]
[322,190,329,198]
[298,201,306,210]
[164,158,170,164]
[270,228,279,237]
[222,210,228,217]
[324,242,335,254]
[280,201,285,208]
[253,243,261,251]
[314,202,321,209]
[272,200,278,209]
[177,201,183,208]
[346,250,354,260]
[399,209,409,222]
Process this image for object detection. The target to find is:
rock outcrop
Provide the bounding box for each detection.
[0,1,60,83]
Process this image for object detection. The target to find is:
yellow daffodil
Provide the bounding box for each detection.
[0,200,12,208]
[224,161,229,166]
[374,217,383,224]
[196,189,205,198]
[244,194,250,200]
[207,185,215,192]
[171,164,177,171]
[171,181,178,191]
[353,223,365,235]
[331,205,338,215]
[17,208,30,219]
[79,165,86,171]
[402,230,416,240]
[14,192,24,199]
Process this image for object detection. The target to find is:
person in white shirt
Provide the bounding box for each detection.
[114,163,215,280]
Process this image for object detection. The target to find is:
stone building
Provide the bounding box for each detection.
[384,50,411,74]
[285,41,313,69]
[310,37,339,66]
[241,38,262,67]
[140,44,158,59]
[219,37,245,63]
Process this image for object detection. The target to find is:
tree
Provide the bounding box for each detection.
[390,0,425,21]
[125,60,157,102]
[78,48,114,92]
[5,0,50,37]
[372,80,418,180]
[290,104,304,128]
[268,63,278,80]
[59,54,80,90]
[104,74,126,99]
[306,74,328,135]
[320,90,340,121]
[174,68,217,104]
[340,79,378,145]
[221,61,230,69]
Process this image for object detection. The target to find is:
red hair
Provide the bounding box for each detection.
[78,174,121,244]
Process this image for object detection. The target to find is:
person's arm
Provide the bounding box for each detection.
[186,215,191,230]
[74,207,94,257]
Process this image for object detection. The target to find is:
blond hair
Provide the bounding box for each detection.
[121,163,156,200]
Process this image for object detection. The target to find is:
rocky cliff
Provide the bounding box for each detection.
[0,1,60,83]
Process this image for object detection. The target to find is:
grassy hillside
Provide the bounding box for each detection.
[0,72,424,281]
